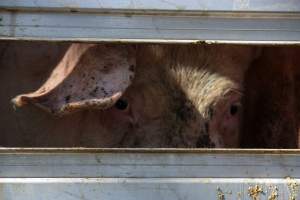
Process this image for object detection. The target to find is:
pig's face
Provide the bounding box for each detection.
[12,44,256,148]
[127,45,251,148]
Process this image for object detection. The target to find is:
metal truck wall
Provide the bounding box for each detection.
[0,149,299,200]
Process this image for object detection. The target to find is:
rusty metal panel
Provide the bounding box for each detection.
[0,0,300,43]
[0,149,300,178]
[0,178,298,200]
[0,149,299,200]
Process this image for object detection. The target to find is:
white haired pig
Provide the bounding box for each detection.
[2,42,258,147]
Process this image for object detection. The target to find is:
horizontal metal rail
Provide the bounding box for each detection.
[1,0,300,43]
[1,0,300,13]
[0,148,299,199]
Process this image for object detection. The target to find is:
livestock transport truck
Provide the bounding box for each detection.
[1,1,300,199]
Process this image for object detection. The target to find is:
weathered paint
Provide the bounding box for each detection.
[1,0,300,12]
[0,178,298,200]
[0,0,300,43]
[0,149,299,199]
[0,1,300,199]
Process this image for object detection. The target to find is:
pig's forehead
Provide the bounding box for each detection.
[172,71,239,113]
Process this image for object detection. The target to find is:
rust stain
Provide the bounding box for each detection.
[216,187,225,200]
[267,185,278,200]
[237,192,242,200]
[216,187,232,200]
[286,177,299,200]
[248,185,264,200]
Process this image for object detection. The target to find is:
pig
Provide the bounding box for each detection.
[241,46,300,148]
[1,41,258,147]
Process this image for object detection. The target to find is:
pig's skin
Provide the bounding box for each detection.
[241,46,300,148]
[1,41,257,147]
[126,44,256,147]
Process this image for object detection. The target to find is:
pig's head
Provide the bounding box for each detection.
[12,43,256,148]
[145,44,256,148]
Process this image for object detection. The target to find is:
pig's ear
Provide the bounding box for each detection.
[12,43,136,116]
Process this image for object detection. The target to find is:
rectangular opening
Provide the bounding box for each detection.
[1,40,299,149]
[1,1,300,199]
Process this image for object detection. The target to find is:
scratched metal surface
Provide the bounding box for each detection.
[1,1,300,199]
[0,0,300,43]
[0,0,300,12]
[0,149,299,200]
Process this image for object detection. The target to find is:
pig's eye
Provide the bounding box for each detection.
[115,99,128,110]
[230,104,239,116]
